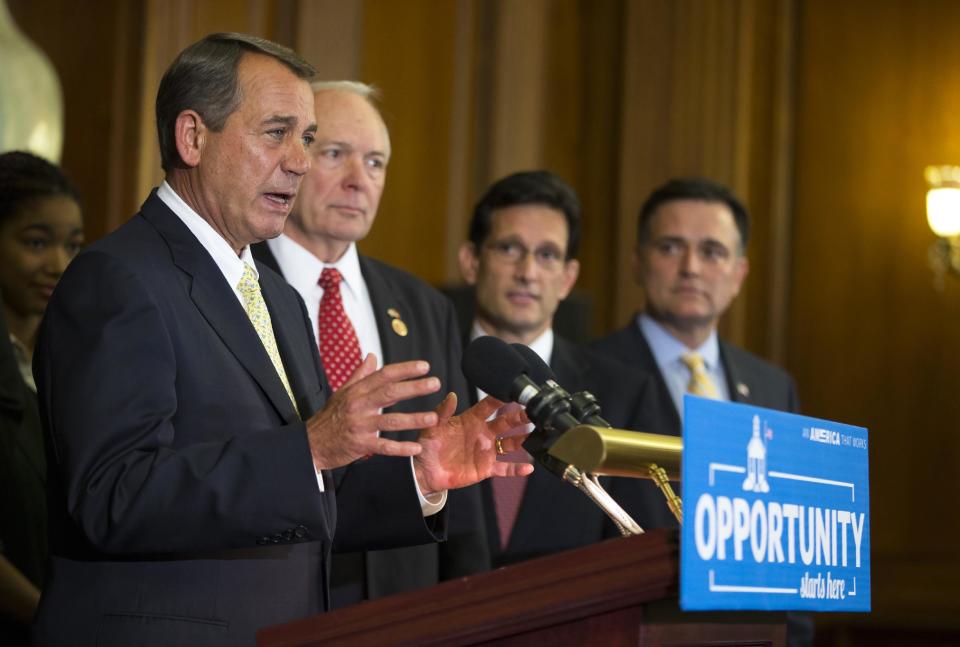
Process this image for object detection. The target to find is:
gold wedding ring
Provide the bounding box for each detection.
[496,437,505,455]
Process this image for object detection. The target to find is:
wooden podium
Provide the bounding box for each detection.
[257,528,785,646]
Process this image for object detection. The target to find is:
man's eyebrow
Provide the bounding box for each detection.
[262,115,297,127]
[699,237,729,247]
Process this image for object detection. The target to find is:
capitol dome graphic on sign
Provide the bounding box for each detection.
[742,415,770,493]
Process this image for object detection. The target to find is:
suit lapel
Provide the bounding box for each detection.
[141,194,299,424]
[631,325,683,435]
[720,340,752,404]
[259,270,320,419]
[359,256,415,365]
[12,390,45,482]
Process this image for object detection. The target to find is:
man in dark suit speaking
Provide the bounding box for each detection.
[31,33,529,647]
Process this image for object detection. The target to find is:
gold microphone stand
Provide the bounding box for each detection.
[548,426,684,535]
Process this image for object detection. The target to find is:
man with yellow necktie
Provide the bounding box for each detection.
[594,176,798,431]
[31,34,530,647]
[592,176,809,646]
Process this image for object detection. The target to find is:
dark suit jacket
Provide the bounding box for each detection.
[475,335,676,567]
[252,243,488,607]
[32,192,443,647]
[0,308,45,646]
[592,320,799,435]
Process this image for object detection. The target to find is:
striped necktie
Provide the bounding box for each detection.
[680,352,719,399]
[237,263,298,412]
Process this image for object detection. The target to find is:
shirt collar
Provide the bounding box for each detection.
[324,242,364,301]
[157,181,256,287]
[266,233,326,296]
[637,312,720,371]
[469,322,555,367]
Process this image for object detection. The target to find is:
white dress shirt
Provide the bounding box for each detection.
[265,234,383,367]
[469,322,554,404]
[637,313,730,421]
[265,233,445,514]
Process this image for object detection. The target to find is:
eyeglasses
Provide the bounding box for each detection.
[483,240,567,271]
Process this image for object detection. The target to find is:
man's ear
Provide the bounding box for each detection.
[458,242,480,285]
[558,258,580,300]
[174,110,206,168]
[730,255,750,298]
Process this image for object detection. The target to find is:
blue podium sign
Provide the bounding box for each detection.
[680,396,870,612]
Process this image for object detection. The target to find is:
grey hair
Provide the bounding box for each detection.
[310,80,381,102]
[310,80,391,155]
[156,32,316,172]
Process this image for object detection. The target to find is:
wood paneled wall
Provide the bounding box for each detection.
[790,0,960,636]
[8,0,960,643]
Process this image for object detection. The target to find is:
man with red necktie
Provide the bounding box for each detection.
[253,81,490,608]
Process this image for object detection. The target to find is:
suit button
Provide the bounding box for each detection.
[256,537,269,545]
[282,529,294,541]
[294,524,308,539]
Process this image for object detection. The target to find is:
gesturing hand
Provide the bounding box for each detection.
[413,395,534,494]
[305,355,443,470]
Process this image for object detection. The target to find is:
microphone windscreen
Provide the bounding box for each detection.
[510,343,557,385]
[461,335,530,401]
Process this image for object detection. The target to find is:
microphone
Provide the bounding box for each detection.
[507,343,556,383]
[464,337,647,534]
[461,336,580,475]
[460,335,538,403]
[509,343,613,429]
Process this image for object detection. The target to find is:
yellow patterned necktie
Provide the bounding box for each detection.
[680,352,720,399]
[237,263,298,413]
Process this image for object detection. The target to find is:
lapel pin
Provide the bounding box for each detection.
[391,318,408,337]
[386,308,408,336]
[737,382,750,398]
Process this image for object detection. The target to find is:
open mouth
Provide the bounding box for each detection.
[264,192,294,207]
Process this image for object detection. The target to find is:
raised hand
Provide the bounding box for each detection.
[413,395,533,494]
[305,354,443,470]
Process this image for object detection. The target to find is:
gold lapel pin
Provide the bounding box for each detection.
[387,308,408,337]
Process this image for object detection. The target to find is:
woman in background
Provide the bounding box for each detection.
[0,150,83,645]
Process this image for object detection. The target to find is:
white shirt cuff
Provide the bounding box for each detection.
[411,458,447,516]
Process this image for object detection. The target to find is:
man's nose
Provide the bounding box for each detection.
[284,140,310,176]
[680,247,701,274]
[514,249,538,280]
[342,155,369,191]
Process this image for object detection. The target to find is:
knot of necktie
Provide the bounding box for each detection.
[319,267,343,291]
[680,352,719,399]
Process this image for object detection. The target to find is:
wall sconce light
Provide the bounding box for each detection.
[925,165,960,286]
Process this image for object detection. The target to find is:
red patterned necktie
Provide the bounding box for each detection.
[491,402,530,549]
[317,268,363,391]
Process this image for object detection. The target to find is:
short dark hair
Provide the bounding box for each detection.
[468,170,582,259]
[637,177,750,251]
[156,32,316,172]
[0,151,80,223]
